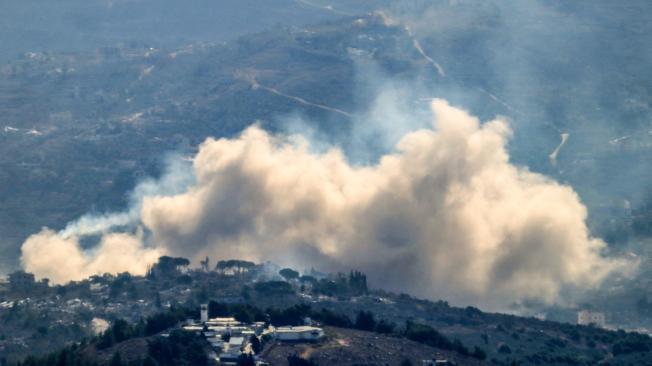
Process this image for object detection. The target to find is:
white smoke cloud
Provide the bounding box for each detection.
[21,229,162,283]
[20,99,627,308]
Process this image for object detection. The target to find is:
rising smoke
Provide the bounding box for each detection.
[20,99,627,309]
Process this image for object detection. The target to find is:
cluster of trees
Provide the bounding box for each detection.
[404,321,486,361]
[145,329,207,366]
[3,271,50,298]
[97,307,191,349]
[287,354,318,366]
[292,271,368,297]
[314,271,367,296]
[98,329,209,366]
[13,343,97,366]
[352,310,395,334]
[253,281,293,295]
[146,257,190,280]
[612,334,652,356]
[215,260,256,274]
[347,271,367,293]
[108,273,138,298]
[275,268,368,297]
[279,268,299,281]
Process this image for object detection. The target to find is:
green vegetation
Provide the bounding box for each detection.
[308,271,368,297]
[253,281,294,295]
[146,257,190,279]
[287,354,318,366]
[13,344,98,366]
[215,260,257,274]
[5,261,652,365]
[354,310,376,331]
[97,307,191,349]
[279,268,300,281]
[146,330,207,366]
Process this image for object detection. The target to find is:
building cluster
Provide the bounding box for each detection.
[577,310,606,328]
[182,304,324,365]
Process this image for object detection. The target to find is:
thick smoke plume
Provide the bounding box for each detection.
[21,100,626,309]
[21,229,162,282]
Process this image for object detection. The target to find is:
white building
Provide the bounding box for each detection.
[206,317,240,327]
[577,310,606,327]
[218,337,245,364]
[200,303,208,323]
[274,326,324,342]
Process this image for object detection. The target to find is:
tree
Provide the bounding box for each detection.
[200,256,210,272]
[250,335,262,354]
[375,319,395,334]
[150,256,190,278]
[472,346,487,360]
[236,354,255,366]
[452,338,470,356]
[97,319,135,349]
[299,275,317,285]
[348,270,367,293]
[279,268,300,281]
[404,321,453,350]
[254,281,293,295]
[498,344,512,354]
[354,311,376,331]
[109,352,124,366]
[142,356,159,366]
[313,308,352,328]
[287,354,317,366]
[147,330,207,366]
[145,310,185,336]
[209,301,229,317]
[216,259,256,274]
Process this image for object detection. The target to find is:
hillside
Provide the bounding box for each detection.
[32,325,484,366]
[2,258,652,365]
[1,2,652,363]
[2,3,652,270]
[264,326,484,365]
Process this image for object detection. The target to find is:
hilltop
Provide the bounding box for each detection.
[2,257,652,365]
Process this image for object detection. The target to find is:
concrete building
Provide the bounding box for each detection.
[577,310,606,327]
[274,326,324,342]
[186,305,323,364]
[8,271,35,291]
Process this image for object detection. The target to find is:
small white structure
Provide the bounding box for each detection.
[274,326,324,342]
[577,310,606,327]
[423,360,454,366]
[183,325,204,332]
[206,317,240,326]
[218,337,245,363]
[200,303,208,323]
[206,336,224,349]
[229,336,245,348]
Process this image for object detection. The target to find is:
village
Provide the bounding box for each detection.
[180,303,324,365]
[2,257,652,365]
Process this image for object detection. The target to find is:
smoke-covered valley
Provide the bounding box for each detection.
[1,0,652,316]
[21,96,630,310]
